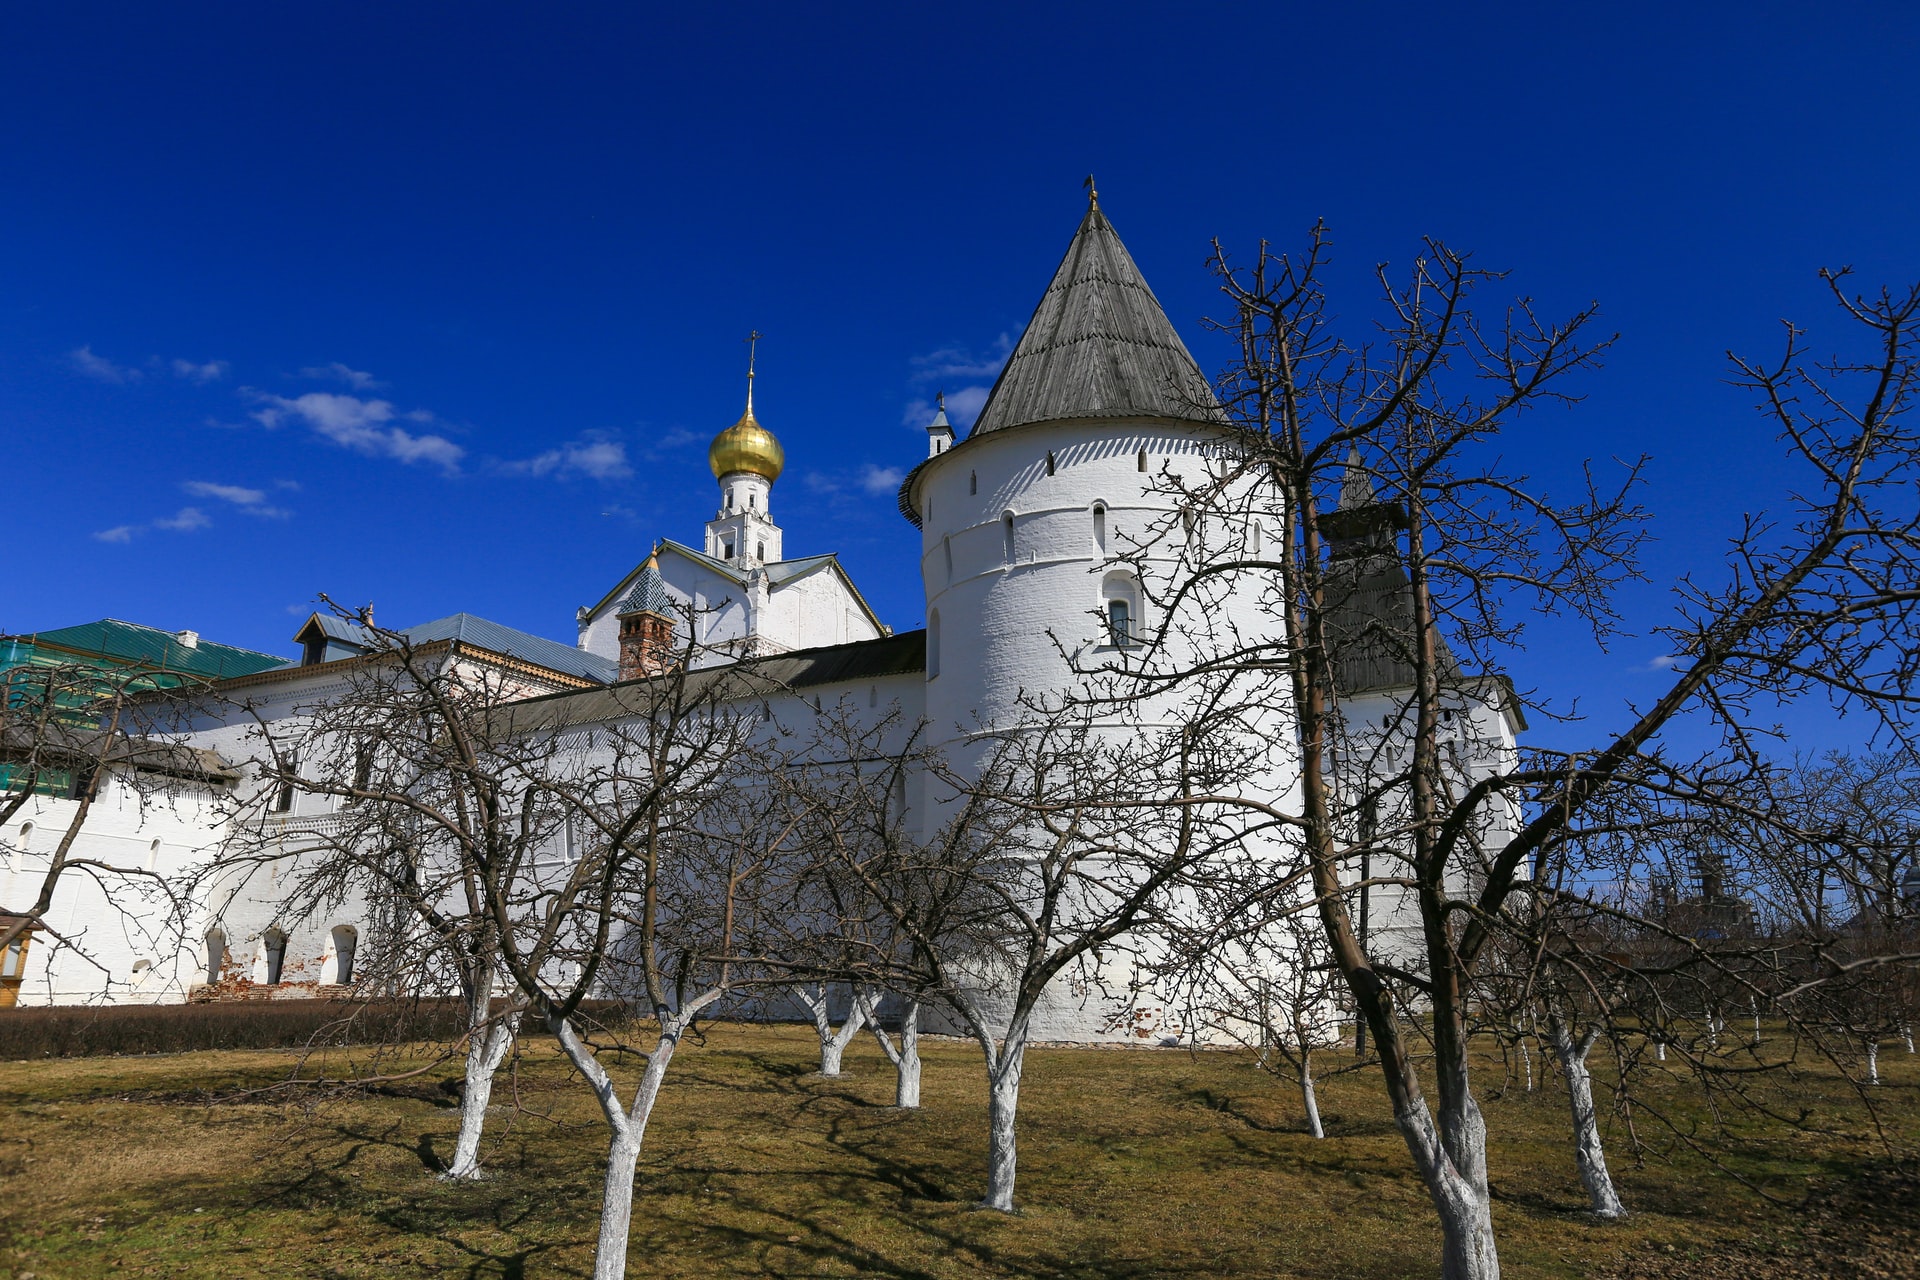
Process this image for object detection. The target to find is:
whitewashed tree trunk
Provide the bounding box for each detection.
[799,983,872,1077]
[1299,1055,1324,1139]
[550,1006,703,1280]
[981,1035,1028,1212]
[1548,1018,1626,1219]
[1398,1095,1500,1280]
[445,1000,519,1181]
[1867,1039,1880,1085]
[1902,1024,1913,1054]
[868,999,921,1108]
[1655,1039,1666,1062]
[1518,1036,1533,1093]
[1750,997,1762,1047]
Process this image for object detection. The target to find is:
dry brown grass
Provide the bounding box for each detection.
[0,1023,1915,1278]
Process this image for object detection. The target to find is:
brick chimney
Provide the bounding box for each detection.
[615,552,676,681]
[619,609,675,680]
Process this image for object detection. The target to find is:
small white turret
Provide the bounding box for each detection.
[926,392,955,458]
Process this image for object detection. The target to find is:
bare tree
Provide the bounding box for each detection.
[1,655,231,1002]
[1117,224,1920,1278]
[802,696,1257,1212]
[474,622,818,1280]
[201,606,548,1180]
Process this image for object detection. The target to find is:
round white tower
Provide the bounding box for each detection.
[897,196,1303,1045]
[900,195,1245,757]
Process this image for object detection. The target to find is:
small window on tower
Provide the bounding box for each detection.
[1137,448,1148,473]
[723,540,735,559]
[1046,451,1056,476]
[725,492,734,511]
[969,471,977,495]
[1107,599,1132,647]
[749,493,757,510]
[1002,512,1016,565]
[757,541,766,560]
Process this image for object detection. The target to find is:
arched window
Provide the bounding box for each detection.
[1002,512,1016,566]
[1252,520,1263,556]
[324,925,357,986]
[969,470,977,495]
[261,929,288,985]
[204,928,226,985]
[1046,451,1056,476]
[749,493,757,510]
[927,609,942,680]
[1107,599,1133,647]
[757,541,766,560]
[1092,502,1108,553]
[942,536,954,582]
[147,838,162,871]
[1137,448,1149,473]
[725,491,734,511]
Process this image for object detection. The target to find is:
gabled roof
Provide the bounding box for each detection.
[586,542,887,637]
[967,200,1224,438]
[13,619,286,680]
[285,611,616,685]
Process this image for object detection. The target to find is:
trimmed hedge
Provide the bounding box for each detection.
[0,999,476,1060]
[0,997,643,1060]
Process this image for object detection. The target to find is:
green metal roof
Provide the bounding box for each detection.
[12,619,287,680]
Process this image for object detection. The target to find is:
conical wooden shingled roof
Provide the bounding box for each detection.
[968,202,1224,437]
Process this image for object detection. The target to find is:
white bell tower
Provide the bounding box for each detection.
[704,332,786,567]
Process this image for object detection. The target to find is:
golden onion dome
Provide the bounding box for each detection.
[708,397,785,482]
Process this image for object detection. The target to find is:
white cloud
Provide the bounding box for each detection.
[98,505,214,542]
[250,390,465,474]
[901,337,1010,429]
[183,480,265,506]
[805,465,905,500]
[655,426,702,449]
[171,357,230,383]
[901,384,992,430]
[910,334,1013,382]
[153,506,212,532]
[182,480,291,518]
[503,435,633,482]
[298,362,382,390]
[70,345,142,384]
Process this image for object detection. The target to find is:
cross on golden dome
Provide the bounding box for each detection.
[708,330,785,481]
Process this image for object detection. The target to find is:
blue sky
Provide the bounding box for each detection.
[3,4,1915,751]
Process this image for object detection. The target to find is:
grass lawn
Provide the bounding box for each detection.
[1,1024,1915,1278]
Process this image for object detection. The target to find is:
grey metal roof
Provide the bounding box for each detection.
[400,614,617,684]
[967,201,1224,438]
[499,629,926,731]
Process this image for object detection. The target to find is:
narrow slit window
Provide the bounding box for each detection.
[1092,502,1107,553]
[942,536,954,582]
[1002,512,1016,565]
[273,754,298,814]
[1137,448,1148,472]
[1046,451,1056,476]
[928,609,942,679]
[969,470,977,495]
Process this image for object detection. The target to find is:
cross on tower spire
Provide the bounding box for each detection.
[744,329,761,413]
